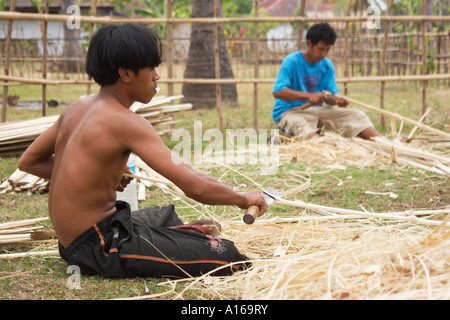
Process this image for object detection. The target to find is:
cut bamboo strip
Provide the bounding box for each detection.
[371,137,449,164]
[0,233,32,244]
[0,226,43,235]
[0,250,59,260]
[357,140,448,175]
[123,172,175,187]
[407,108,432,141]
[272,197,448,226]
[0,217,48,231]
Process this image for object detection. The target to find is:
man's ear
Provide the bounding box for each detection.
[118,67,133,83]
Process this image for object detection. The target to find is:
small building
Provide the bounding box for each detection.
[0,1,115,56]
[259,0,336,52]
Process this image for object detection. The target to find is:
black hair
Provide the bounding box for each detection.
[85,23,163,86]
[306,23,337,46]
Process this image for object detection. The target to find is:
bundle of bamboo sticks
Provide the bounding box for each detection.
[0,115,59,156]
[0,95,192,156]
[0,217,55,245]
[357,136,450,175]
[0,168,49,194]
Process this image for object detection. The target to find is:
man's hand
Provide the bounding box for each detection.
[117,166,134,192]
[239,191,268,218]
[307,92,327,105]
[326,95,349,108]
[335,97,349,107]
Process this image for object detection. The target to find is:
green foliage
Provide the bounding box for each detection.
[0,0,9,11]
[109,0,191,37]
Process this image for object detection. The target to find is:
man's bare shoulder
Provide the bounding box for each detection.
[61,94,138,124]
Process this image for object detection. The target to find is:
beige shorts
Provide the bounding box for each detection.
[277,106,374,140]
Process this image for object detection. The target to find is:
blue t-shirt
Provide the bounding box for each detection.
[271,51,339,123]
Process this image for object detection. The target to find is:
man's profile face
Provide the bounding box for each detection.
[306,40,332,64]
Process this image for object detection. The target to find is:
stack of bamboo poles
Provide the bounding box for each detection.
[0,94,191,157]
[0,94,192,193]
[0,115,59,156]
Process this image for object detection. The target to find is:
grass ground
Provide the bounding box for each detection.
[0,72,449,300]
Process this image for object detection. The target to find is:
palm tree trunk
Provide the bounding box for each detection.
[181,0,238,109]
[61,0,82,73]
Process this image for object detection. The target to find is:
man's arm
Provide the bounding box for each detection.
[18,118,60,180]
[123,115,268,216]
[273,89,327,105]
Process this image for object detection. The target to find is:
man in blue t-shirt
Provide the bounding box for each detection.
[272,23,380,140]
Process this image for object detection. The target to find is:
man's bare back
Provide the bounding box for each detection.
[48,94,139,248]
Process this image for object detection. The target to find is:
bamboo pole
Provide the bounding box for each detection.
[89,0,97,41]
[296,0,306,51]
[324,91,450,139]
[1,0,15,123]
[213,0,223,131]
[273,198,448,226]
[0,250,59,260]
[42,0,49,117]
[0,217,48,231]
[123,172,175,187]
[380,0,394,129]
[0,74,448,86]
[253,0,259,131]
[0,12,448,24]
[166,0,175,130]
[421,1,428,116]
[166,0,174,98]
[343,0,352,96]
[87,0,98,96]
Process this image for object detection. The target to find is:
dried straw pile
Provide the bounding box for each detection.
[202,217,449,300]
[276,132,449,175]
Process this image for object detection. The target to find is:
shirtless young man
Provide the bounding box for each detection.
[18,24,267,278]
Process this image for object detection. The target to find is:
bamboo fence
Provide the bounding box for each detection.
[0,0,449,129]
